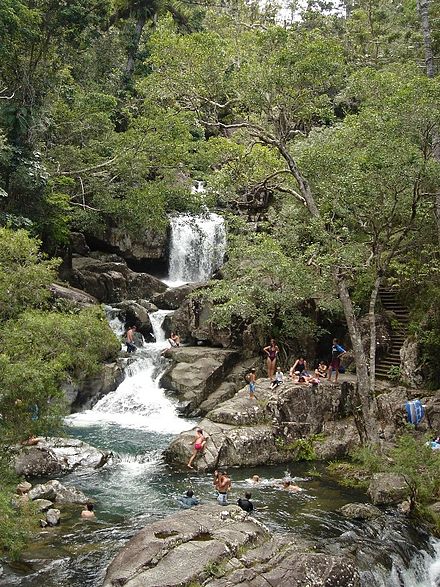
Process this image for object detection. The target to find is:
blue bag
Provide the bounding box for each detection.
[405,400,424,425]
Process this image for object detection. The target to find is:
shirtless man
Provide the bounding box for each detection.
[216,470,231,506]
[126,325,137,353]
[81,503,96,519]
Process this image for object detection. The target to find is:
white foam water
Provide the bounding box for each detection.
[66,310,193,435]
[166,212,226,286]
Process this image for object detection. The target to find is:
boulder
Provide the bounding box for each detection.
[29,480,88,504]
[103,504,360,587]
[69,255,167,303]
[33,499,53,512]
[14,437,112,477]
[313,418,361,460]
[46,508,61,527]
[338,503,382,520]
[49,282,97,307]
[112,300,153,339]
[368,473,409,505]
[94,226,168,265]
[28,483,57,501]
[63,361,124,412]
[16,481,32,495]
[171,298,235,348]
[160,347,240,414]
[152,283,200,311]
[400,337,423,388]
[70,232,90,256]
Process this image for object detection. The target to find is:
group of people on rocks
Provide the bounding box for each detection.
[124,325,180,353]
[249,337,346,398]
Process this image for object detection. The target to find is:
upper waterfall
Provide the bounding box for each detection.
[167,212,226,286]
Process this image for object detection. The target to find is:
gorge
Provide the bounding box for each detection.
[1,213,440,587]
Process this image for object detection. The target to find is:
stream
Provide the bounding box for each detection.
[2,213,440,587]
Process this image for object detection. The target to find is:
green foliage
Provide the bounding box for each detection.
[389,434,440,507]
[276,434,324,461]
[0,487,37,560]
[350,444,382,473]
[0,228,59,321]
[0,306,119,446]
[387,365,402,382]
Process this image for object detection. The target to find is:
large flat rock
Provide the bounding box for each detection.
[14,437,112,477]
[103,505,360,587]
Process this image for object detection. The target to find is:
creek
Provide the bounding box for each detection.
[2,213,440,587]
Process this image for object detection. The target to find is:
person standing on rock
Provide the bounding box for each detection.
[125,325,137,353]
[216,470,231,505]
[246,368,257,399]
[264,339,279,379]
[328,338,346,383]
[187,428,208,469]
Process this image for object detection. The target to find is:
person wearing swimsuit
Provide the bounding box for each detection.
[264,339,279,379]
[187,428,207,469]
[289,356,308,380]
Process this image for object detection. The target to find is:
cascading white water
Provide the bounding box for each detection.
[66,310,190,434]
[166,212,226,286]
[149,309,173,344]
[394,539,440,587]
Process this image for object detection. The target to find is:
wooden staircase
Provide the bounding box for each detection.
[375,288,409,379]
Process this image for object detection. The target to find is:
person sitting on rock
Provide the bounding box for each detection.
[315,361,328,378]
[187,428,208,469]
[289,357,309,381]
[237,491,254,513]
[270,367,284,390]
[81,502,96,519]
[178,489,200,508]
[168,332,180,347]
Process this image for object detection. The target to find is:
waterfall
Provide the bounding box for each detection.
[66,310,190,434]
[167,212,226,286]
[149,309,173,344]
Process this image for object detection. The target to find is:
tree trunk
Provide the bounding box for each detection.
[368,276,382,394]
[335,269,380,444]
[416,0,440,242]
[125,10,148,80]
[272,138,380,443]
[417,0,435,78]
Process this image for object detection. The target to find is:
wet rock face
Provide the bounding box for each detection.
[160,347,240,415]
[339,503,382,520]
[63,361,124,412]
[14,437,112,477]
[69,255,167,303]
[93,226,169,265]
[103,505,360,587]
[164,379,361,472]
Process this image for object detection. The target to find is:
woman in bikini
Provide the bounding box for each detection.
[264,339,279,379]
[187,428,207,469]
